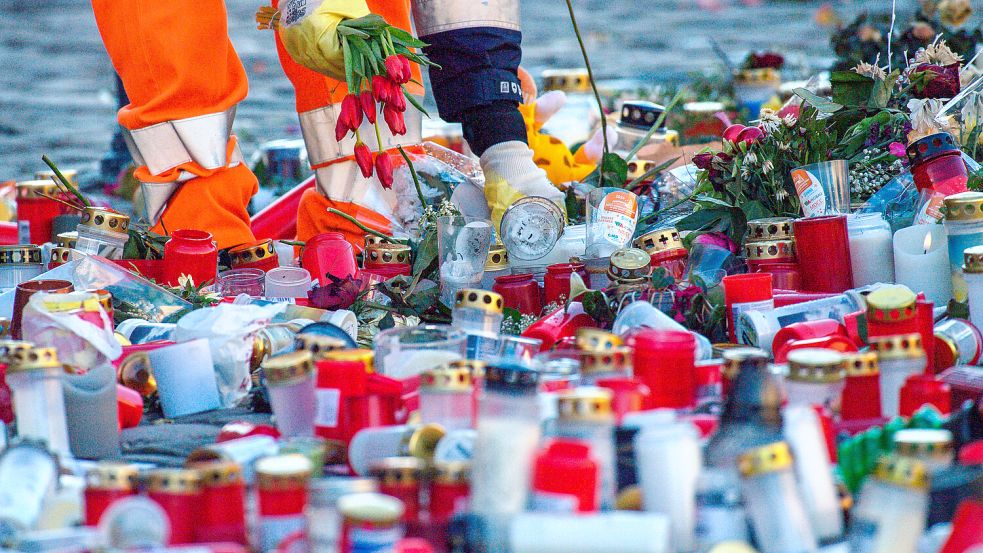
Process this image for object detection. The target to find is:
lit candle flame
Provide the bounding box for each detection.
[923,231,932,254]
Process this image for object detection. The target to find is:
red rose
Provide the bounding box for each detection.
[911,63,961,99]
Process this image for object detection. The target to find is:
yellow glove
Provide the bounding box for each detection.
[480,141,567,232]
[259,0,370,80]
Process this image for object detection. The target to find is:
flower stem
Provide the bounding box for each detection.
[564,0,608,185]
[327,208,404,242]
[397,145,427,206]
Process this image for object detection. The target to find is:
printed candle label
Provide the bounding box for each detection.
[314,388,341,428]
[731,299,774,332]
[792,169,827,217]
[913,192,945,225]
[597,191,639,247]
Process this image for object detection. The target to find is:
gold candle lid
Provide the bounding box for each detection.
[86,463,140,491]
[6,346,61,372]
[943,191,983,221]
[738,441,794,477]
[401,424,446,460]
[364,234,387,249]
[0,340,35,364]
[865,285,917,323]
[449,358,486,378]
[893,428,954,460]
[365,242,412,266]
[80,207,130,236]
[608,248,653,281]
[575,327,624,351]
[627,160,659,183]
[191,460,245,487]
[433,461,470,484]
[228,239,276,267]
[323,349,374,372]
[721,347,769,380]
[869,333,924,361]
[16,179,60,199]
[786,348,846,383]
[144,468,202,495]
[743,240,796,261]
[635,227,684,255]
[368,457,424,485]
[295,333,349,358]
[454,289,504,314]
[48,247,72,267]
[255,454,313,490]
[56,232,78,249]
[117,351,157,396]
[541,68,590,93]
[963,245,983,274]
[261,350,315,385]
[556,387,614,422]
[485,243,509,271]
[420,364,473,392]
[843,351,879,377]
[873,455,930,490]
[0,245,42,265]
[580,346,633,376]
[746,217,794,242]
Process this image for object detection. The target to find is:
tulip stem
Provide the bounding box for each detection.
[397,145,427,207]
[564,0,608,185]
[327,208,402,242]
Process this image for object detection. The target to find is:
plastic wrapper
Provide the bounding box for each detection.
[173,302,287,407]
[652,164,700,223]
[22,291,121,370]
[856,172,918,233]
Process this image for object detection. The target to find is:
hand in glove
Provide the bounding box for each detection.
[481,141,567,232]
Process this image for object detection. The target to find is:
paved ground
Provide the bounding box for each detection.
[0,0,965,181]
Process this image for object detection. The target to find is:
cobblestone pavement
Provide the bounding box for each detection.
[0,0,966,180]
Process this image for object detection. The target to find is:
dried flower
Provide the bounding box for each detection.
[354,141,374,178]
[914,40,964,66]
[852,61,887,81]
[912,21,936,41]
[308,275,363,310]
[939,0,972,27]
[910,63,962,98]
[857,25,882,43]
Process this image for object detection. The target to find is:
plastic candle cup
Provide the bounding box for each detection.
[847,213,895,286]
[0,245,44,290]
[368,457,424,524]
[374,325,467,379]
[144,468,202,545]
[229,239,280,273]
[84,463,139,527]
[784,348,845,409]
[635,227,688,280]
[743,239,801,291]
[870,333,927,418]
[893,224,952,307]
[722,273,774,342]
[262,351,318,438]
[943,191,983,302]
[255,454,313,553]
[5,346,71,458]
[419,364,474,431]
[75,207,130,260]
[907,132,969,195]
[962,246,983,332]
[793,215,854,293]
[264,267,312,298]
[162,229,217,287]
[554,387,617,510]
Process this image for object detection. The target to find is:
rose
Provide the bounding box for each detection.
[693,231,738,254]
[910,63,961,98]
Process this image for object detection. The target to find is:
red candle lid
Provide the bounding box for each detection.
[722,273,773,304]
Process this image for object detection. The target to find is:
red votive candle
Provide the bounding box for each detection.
[907,132,969,196]
[429,461,470,524]
[193,461,248,545]
[544,263,591,306]
[793,215,854,293]
[631,329,696,409]
[840,352,882,421]
[163,229,218,287]
[722,273,773,342]
[522,302,596,351]
[145,468,202,545]
[531,439,599,513]
[369,457,423,524]
[256,454,312,553]
[84,463,138,526]
[899,374,951,417]
[493,273,542,316]
[16,180,71,245]
[360,241,408,279]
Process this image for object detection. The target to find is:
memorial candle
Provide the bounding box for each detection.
[893,225,952,307]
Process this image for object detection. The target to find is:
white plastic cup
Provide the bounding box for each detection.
[147,339,222,418]
[264,267,312,298]
[634,421,701,552]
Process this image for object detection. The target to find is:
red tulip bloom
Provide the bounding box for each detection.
[335,117,349,142]
[385,55,411,84]
[389,88,406,112]
[354,141,374,178]
[359,90,377,124]
[340,93,363,130]
[383,104,406,136]
[372,75,397,104]
[375,152,394,189]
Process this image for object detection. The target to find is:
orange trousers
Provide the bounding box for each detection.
[93,0,257,249]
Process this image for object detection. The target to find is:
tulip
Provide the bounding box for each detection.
[389,88,407,112]
[335,117,349,142]
[359,90,377,124]
[375,152,394,189]
[736,126,764,144]
[340,93,363,130]
[385,55,411,84]
[383,104,406,136]
[354,141,374,178]
[372,75,397,104]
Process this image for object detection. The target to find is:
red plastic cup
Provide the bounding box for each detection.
[302,232,358,285]
[841,372,882,421]
[771,319,847,359]
[775,335,858,364]
[11,279,73,339]
[899,374,951,417]
[521,302,596,351]
[630,329,696,409]
[755,262,801,291]
[194,462,248,545]
[543,263,590,306]
[793,215,854,293]
[493,273,542,315]
[866,299,936,374]
[116,385,143,429]
[532,439,599,513]
[773,290,839,307]
[595,377,651,424]
[722,273,773,342]
[163,229,218,287]
[16,183,72,245]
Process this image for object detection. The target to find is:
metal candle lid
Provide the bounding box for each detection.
[873,455,930,490]
[907,132,960,166]
[485,243,509,271]
[365,242,412,266]
[786,348,846,383]
[255,454,313,490]
[870,333,924,361]
[619,101,667,130]
[295,333,349,358]
[80,207,130,236]
[49,247,72,267]
[401,424,446,460]
[500,196,565,261]
[364,234,386,249]
[743,239,796,261]
[6,346,61,372]
[338,492,405,525]
[449,358,486,378]
[144,468,202,495]
[893,428,954,460]
[192,461,245,487]
[0,245,42,265]
[484,363,539,393]
[16,180,60,199]
[608,248,652,281]
[738,441,793,477]
[746,217,794,242]
[635,227,684,255]
[943,191,983,221]
[433,461,470,484]
[261,350,315,385]
[368,457,424,485]
[556,387,614,422]
[454,289,504,314]
[575,327,624,351]
[721,347,769,380]
[86,463,140,491]
[865,285,918,323]
[228,239,277,267]
[580,347,633,376]
[627,160,659,183]
[541,68,590,93]
[843,351,879,377]
[963,245,983,274]
[420,364,473,392]
[56,232,78,249]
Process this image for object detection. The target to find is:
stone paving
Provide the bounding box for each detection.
[0,0,969,180]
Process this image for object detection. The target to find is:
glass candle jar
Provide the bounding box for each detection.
[144,468,202,544]
[84,463,139,527]
[934,318,982,369]
[5,346,71,458]
[162,229,218,287]
[368,457,424,524]
[255,454,313,553]
[338,492,404,553]
[870,333,927,418]
[347,424,445,477]
[0,245,43,290]
[0,442,59,544]
[216,268,266,297]
[944,191,983,302]
[262,351,318,438]
[374,325,467,379]
[744,239,801,291]
[493,273,542,316]
[783,347,845,409]
[847,213,895,287]
[307,477,378,553]
[737,442,817,553]
[75,207,130,260]
[265,267,312,298]
[963,246,983,333]
[437,215,493,306]
[419,364,474,431]
[543,263,590,306]
[782,405,844,541]
[793,215,854,293]
[304,232,359,285]
[16,180,71,245]
[192,461,247,545]
[908,132,969,196]
[451,289,504,361]
[229,239,280,273]
[554,387,617,511]
[848,456,930,553]
[635,227,688,280]
[539,69,599,145]
[480,243,510,291]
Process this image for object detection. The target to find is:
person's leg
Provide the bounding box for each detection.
[92,0,257,248]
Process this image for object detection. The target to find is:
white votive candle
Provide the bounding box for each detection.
[893,225,952,307]
[848,213,895,286]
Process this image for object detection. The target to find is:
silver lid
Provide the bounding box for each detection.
[500,196,565,261]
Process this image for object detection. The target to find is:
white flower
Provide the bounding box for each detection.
[743,152,759,166]
[913,40,964,66]
[852,62,888,81]
[177,274,195,289]
[783,114,798,127]
[762,160,774,174]
[758,110,782,134]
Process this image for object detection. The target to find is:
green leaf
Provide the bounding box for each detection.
[403,90,430,117]
[600,153,629,186]
[336,26,371,39]
[830,71,874,107]
[341,14,387,30]
[793,88,843,114]
[411,229,438,281]
[388,27,427,48]
[342,38,355,92]
[740,200,772,221]
[868,70,900,109]
[580,290,615,327]
[348,36,377,75]
[676,207,727,232]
